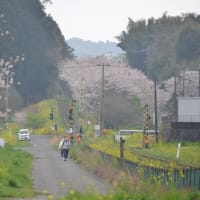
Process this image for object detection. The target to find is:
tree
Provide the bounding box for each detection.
[176,26,200,64]
[0,0,74,105]
[116,13,200,81]
[117,18,149,75]
[0,13,24,123]
[103,90,143,129]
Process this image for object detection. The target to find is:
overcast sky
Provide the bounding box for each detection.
[45,0,200,42]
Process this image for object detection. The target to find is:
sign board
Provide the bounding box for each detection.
[94,124,100,137]
[178,97,200,122]
[94,124,100,130]
[65,128,73,134]
[0,138,5,148]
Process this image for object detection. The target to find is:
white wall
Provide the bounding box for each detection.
[178,97,200,122]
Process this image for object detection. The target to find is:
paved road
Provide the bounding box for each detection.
[17,135,111,199]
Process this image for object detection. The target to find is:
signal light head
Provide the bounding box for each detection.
[49,113,53,120]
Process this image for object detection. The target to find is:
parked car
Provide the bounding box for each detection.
[18,129,31,141]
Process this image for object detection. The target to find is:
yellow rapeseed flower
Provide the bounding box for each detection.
[112,180,118,188]
[60,181,65,187]
[47,194,54,200]
[98,195,104,200]
[42,189,49,194]
[69,189,75,195]
[108,194,113,199]
[82,175,87,180]
[60,197,67,200]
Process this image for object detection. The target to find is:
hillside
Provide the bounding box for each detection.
[67,38,123,57]
[59,59,172,114]
[59,58,200,128]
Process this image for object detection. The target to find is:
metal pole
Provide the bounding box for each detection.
[5,75,8,129]
[51,105,54,133]
[100,64,104,136]
[96,101,100,124]
[199,69,200,97]
[120,137,125,168]
[174,76,178,121]
[80,76,83,128]
[154,80,158,143]
[182,71,185,96]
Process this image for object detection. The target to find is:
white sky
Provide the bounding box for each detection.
[45,0,200,42]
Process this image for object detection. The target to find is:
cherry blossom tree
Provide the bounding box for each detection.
[0,14,24,127]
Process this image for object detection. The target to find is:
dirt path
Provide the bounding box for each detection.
[12,135,111,200]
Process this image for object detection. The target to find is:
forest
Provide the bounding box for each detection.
[0,0,74,106]
[117,12,200,82]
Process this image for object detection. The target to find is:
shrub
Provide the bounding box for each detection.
[25,113,46,129]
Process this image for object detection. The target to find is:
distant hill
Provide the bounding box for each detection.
[67,38,123,57]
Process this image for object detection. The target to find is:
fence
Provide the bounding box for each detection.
[88,147,200,190]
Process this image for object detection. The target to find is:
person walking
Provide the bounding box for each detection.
[61,135,71,161]
[58,136,65,159]
[144,133,150,148]
[76,133,81,143]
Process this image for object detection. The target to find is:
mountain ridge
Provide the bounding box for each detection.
[67,37,123,57]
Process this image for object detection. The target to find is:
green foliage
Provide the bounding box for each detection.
[0,0,74,105]
[103,128,115,135]
[22,99,66,134]
[117,13,200,81]
[25,112,46,129]
[89,134,200,167]
[176,25,200,64]
[0,146,35,197]
[0,123,20,145]
[59,190,200,200]
[103,90,143,129]
[63,138,200,200]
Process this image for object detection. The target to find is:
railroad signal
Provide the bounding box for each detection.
[68,107,73,120]
[143,104,150,131]
[69,121,73,128]
[68,99,76,132]
[49,113,53,120]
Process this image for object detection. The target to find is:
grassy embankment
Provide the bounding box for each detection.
[0,143,35,198]
[0,99,64,198]
[1,98,200,199]
[60,139,200,200]
[89,134,200,168]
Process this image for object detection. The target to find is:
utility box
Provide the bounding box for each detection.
[178,97,200,122]
[94,124,100,137]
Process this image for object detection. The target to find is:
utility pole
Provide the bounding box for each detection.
[100,64,105,136]
[97,63,110,136]
[182,71,185,96]
[199,69,200,97]
[50,105,54,132]
[5,75,8,129]
[174,76,177,121]
[79,76,84,132]
[96,101,100,124]
[154,80,158,143]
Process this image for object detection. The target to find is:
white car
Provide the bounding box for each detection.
[18,129,31,141]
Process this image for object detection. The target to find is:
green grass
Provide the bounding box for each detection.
[60,190,200,200]
[0,145,36,198]
[24,99,66,135]
[89,134,200,167]
[134,142,200,167]
[14,140,32,148]
[62,141,200,200]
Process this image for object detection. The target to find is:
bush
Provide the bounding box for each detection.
[25,113,46,129]
[103,129,114,135]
